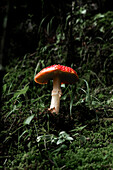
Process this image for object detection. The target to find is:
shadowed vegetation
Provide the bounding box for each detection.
[0,1,113,169]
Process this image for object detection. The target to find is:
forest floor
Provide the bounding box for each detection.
[0,8,113,170]
[0,54,113,169]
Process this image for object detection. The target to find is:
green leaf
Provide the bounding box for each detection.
[100,26,105,33]
[24,115,35,125]
[3,84,7,93]
[70,125,87,132]
[80,135,86,143]
[66,136,73,141]
[70,94,74,116]
[5,105,17,119]
[94,13,104,20]
[57,139,65,145]
[80,9,87,15]
[13,84,29,98]
[19,130,28,140]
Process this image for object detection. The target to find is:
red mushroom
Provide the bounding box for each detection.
[34,64,78,114]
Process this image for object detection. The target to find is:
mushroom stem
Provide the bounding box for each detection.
[49,73,62,114]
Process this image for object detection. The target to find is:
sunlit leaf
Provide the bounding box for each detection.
[94,13,104,20]
[24,115,35,125]
[100,26,105,33]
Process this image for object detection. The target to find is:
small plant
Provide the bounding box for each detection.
[36,131,73,149]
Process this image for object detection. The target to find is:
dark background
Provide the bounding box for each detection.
[1,0,113,65]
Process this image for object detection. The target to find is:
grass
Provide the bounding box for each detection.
[0,53,113,169]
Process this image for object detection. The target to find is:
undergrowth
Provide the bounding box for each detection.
[0,5,113,169]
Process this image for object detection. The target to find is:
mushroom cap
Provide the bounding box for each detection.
[34,64,79,84]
